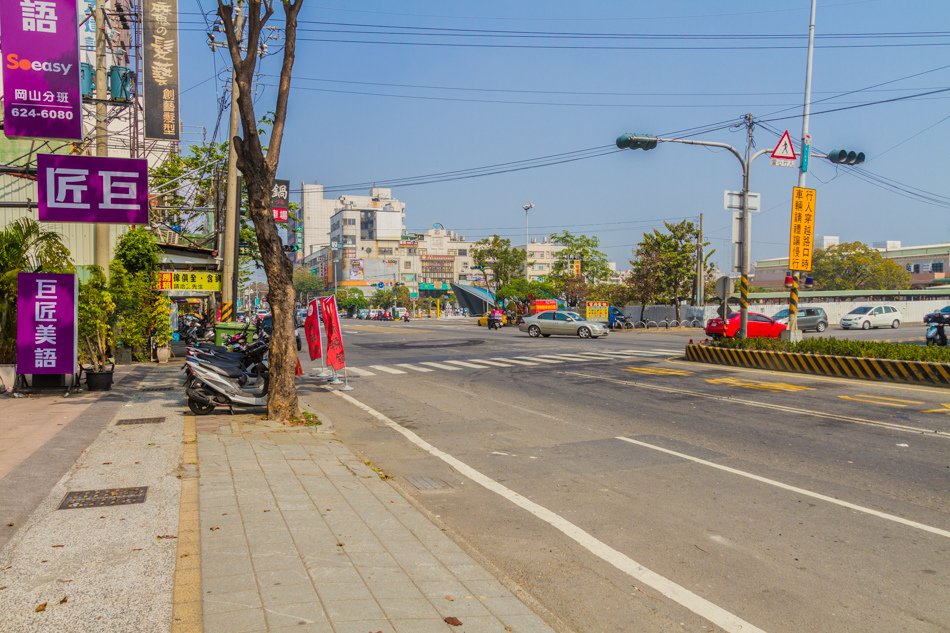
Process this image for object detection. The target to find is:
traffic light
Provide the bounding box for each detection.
[826,149,865,165]
[616,133,658,151]
[310,267,317,274]
[282,244,300,252]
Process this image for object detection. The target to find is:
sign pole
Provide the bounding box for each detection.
[93,0,110,273]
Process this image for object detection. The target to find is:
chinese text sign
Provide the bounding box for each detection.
[143,0,179,139]
[38,154,149,223]
[155,271,222,291]
[271,179,289,222]
[16,273,77,374]
[787,186,817,272]
[1,0,82,139]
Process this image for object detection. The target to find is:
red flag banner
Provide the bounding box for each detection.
[318,295,346,371]
[303,299,323,361]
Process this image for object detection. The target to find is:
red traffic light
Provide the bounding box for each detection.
[784,275,795,289]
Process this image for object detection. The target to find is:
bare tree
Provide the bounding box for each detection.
[218,0,303,419]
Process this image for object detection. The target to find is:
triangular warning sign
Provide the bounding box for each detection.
[771,130,797,160]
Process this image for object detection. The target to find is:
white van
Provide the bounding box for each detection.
[394,307,408,318]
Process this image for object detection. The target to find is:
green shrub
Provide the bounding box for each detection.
[709,336,950,364]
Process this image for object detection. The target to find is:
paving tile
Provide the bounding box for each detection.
[262,601,331,629]
[268,625,335,633]
[203,588,263,615]
[203,572,259,594]
[392,618,458,633]
[259,579,320,607]
[417,579,472,600]
[314,581,375,602]
[463,579,519,599]
[332,621,396,633]
[480,594,536,617]
[322,598,386,621]
[498,613,558,632]
[251,553,306,573]
[204,607,267,633]
[376,595,442,620]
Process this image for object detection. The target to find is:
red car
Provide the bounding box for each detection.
[704,311,787,339]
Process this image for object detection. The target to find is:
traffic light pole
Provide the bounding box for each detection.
[784,0,817,342]
[635,122,770,338]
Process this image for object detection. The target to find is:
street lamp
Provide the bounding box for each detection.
[522,202,534,281]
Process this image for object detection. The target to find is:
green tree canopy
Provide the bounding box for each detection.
[471,235,527,293]
[335,288,369,312]
[113,227,160,276]
[495,278,557,307]
[547,231,612,286]
[370,288,394,308]
[292,268,324,301]
[629,220,710,320]
[810,242,910,290]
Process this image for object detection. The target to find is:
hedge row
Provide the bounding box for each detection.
[709,336,950,364]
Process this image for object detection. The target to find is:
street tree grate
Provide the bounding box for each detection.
[406,475,452,491]
[116,417,166,425]
[58,487,148,510]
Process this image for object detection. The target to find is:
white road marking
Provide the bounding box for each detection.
[468,359,514,367]
[528,356,566,363]
[541,354,591,362]
[493,357,539,366]
[396,363,433,372]
[344,367,375,377]
[332,390,766,633]
[615,436,950,539]
[369,365,407,375]
[563,370,950,439]
[571,352,617,359]
[515,356,563,364]
[445,360,495,369]
[419,361,462,371]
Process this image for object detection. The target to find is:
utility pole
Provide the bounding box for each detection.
[784,0,817,342]
[523,202,534,281]
[738,113,755,338]
[93,0,110,272]
[221,1,245,316]
[694,212,704,306]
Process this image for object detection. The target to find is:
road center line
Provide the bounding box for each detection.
[615,436,950,539]
[562,370,950,439]
[332,390,767,633]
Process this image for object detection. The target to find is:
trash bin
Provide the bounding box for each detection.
[214,321,252,346]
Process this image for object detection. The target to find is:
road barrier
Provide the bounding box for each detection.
[685,343,950,388]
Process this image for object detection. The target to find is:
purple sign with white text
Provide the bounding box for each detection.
[16,273,78,375]
[1,0,82,139]
[38,154,149,223]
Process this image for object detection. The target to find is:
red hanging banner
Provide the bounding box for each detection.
[303,299,323,361]
[318,295,346,371]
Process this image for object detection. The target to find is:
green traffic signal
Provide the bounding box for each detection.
[616,133,658,151]
[827,149,865,165]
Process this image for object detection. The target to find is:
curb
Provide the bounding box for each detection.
[685,343,950,388]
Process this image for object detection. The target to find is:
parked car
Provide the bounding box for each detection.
[518,310,609,339]
[924,305,950,323]
[840,305,902,330]
[705,311,787,339]
[771,306,829,332]
[357,308,370,320]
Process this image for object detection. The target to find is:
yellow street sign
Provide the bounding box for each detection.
[155,271,223,292]
[624,367,691,377]
[706,377,814,392]
[788,186,816,272]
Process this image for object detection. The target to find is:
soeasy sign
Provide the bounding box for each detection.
[0,0,82,140]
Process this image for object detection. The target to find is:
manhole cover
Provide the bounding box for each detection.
[58,487,148,509]
[116,417,166,425]
[406,475,453,491]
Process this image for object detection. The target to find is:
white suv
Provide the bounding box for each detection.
[840,305,902,330]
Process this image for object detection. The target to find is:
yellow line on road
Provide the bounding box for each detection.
[624,366,691,377]
[562,370,950,438]
[706,376,815,392]
[838,394,925,407]
[922,403,950,415]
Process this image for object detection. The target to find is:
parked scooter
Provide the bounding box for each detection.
[185,359,269,415]
[924,311,949,346]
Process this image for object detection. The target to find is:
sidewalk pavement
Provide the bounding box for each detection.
[0,363,560,633]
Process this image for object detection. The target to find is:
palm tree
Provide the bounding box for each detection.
[0,218,73,363]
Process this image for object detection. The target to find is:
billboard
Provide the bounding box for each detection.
[349,259,364,280]
[1,0,82,139]
[271,179,289,222]
[143,0,179,139]
[155,271,222,292]
[38,154,149,223]
[16,273,78,375]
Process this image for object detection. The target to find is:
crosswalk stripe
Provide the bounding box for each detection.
[396,363,433,372]
[420,361,462,371]
[571,352,616,359]
[444,360,494,369]
[467,359,513,367]
[526,356,565,364]
[542,354,591,362]
[369,365,407,374]
[493,357,538,366]
[345,367,375,377]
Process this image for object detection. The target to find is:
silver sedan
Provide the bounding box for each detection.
[518,310,610,339]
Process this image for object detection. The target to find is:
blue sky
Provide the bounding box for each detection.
[178,0,950,272]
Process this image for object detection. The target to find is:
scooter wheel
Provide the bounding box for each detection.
[188,397,216,415]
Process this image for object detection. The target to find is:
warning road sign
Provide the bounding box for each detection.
[788,186,816,271]
[771,130,797,167]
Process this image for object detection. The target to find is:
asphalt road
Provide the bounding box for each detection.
[301,319,950,633]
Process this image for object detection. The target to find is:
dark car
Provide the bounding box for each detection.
[924,305,950,324]
[772,306,829,332]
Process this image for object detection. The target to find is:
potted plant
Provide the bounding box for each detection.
[153,295,173,363]
[78,267,115,390]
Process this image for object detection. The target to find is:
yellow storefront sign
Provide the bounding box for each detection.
[788,186,817,271]
[155,271,222,292]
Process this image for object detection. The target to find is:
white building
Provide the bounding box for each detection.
[301,185,407,260]
[515,238,566,281]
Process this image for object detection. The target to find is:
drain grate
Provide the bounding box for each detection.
[116,417,166,425]
[58,487,148,509]
[406,475,452,491]
[141,386,176,392]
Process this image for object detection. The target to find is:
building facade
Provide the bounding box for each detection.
[515,238,566,281]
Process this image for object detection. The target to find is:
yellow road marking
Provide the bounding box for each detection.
[922,403,950,415]
[839,394,925,407]
[706,377,815,392]
[172,415,202,633]
[624,366,691,377]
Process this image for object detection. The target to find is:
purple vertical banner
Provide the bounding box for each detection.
[0,0,82,140]
[16,273,78,375]
[38,154,149,223]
